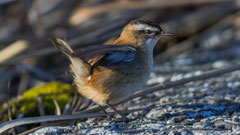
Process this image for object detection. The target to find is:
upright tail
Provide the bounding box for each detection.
[51,38,74,58]
[51,38,91,85]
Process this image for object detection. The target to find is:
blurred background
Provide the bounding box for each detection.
[0,0,240,110]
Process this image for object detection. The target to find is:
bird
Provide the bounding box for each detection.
[52,19,172,121]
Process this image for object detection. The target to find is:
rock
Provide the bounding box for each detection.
[146,108,163,120]
[181,119,196,125]
[29,127,72,135]
[169,130,181,135]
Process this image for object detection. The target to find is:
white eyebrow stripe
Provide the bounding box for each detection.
[134,24,159,31]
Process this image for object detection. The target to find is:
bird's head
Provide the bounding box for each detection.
[118,19,172,49]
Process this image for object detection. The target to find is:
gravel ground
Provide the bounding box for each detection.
[30,43,240,135]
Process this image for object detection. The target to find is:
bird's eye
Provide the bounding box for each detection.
[145,30,153,35]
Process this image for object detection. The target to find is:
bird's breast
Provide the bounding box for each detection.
[88,48,154,104]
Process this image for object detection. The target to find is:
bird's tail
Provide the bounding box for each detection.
[51,38,91,85]
[51,38,74,58]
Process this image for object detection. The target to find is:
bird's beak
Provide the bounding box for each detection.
[161,31,174,36]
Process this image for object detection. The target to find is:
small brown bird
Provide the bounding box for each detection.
[52,20,172,121]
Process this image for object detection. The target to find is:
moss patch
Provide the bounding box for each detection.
[0,82,75,123]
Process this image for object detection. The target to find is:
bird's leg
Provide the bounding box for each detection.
[106,101,130,122]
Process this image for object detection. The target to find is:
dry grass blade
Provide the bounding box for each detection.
[0,40,29,63]
[78,98,92,112]
[7,105,16,135]
[70,0,231,25]
[69,90,79,113]
[7,79,16,135]
[17,72,29,95]
[53,99,61,116]
[68,97,84,126]
[63,99,72,115]
[72,97,83,114]
[36,96,45,116]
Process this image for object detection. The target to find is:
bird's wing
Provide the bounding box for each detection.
[66,44,136,74]
[74,44,135,60]
[89,50,136,72]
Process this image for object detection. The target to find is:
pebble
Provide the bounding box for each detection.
[232,115,239,122]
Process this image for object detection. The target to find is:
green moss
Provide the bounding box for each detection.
[0,82,75,123]
[0,96,22,122]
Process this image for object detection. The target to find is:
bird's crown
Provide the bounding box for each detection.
[129,20,162,31]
